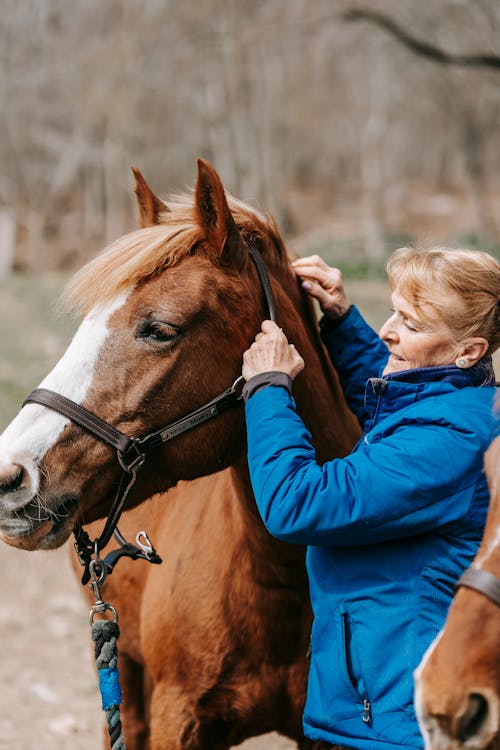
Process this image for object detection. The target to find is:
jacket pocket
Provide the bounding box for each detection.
[334,606,371,723]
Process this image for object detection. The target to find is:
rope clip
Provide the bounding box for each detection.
[89,601,119,625]
[88,547,118,625]
[135,529,156,560]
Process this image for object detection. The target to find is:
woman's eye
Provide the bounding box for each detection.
[403,319,418,331]
[137,320,179,343]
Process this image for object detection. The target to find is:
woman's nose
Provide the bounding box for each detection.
[379,315,398,343]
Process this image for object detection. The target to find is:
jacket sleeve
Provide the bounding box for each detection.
[245,385,485,546]
[320,306,389,425]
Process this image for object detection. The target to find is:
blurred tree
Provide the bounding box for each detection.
[1,0,500,270]
[345,3,500,245]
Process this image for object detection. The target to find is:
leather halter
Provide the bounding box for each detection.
[23,243,276,581]
[455,566,500,607]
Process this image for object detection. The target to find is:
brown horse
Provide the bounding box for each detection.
[0,160,359,750]
[414,434,500,750]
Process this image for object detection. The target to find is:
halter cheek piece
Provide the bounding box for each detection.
[23,244,276,584]
[455,566,500,607]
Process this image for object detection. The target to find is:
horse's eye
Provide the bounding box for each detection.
[137,319,180,343]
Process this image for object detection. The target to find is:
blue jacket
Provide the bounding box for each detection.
[244,306,497,750]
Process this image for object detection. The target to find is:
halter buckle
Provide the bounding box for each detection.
[117,439,146,473]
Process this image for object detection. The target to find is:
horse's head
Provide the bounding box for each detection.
[414,435,500,750]
[0,159,301,551]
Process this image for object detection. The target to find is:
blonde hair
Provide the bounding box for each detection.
[63,193,285,316]
[386,247,500,354]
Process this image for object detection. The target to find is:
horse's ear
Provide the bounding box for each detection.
[195,158,246,269]
[132,167,169,227]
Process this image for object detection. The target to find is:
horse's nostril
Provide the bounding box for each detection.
[0,463,26,495]
[456,692,489,742]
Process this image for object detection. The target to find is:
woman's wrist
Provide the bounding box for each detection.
[321,299,350,320]
[242,372,293,402]
[319,304,353,332]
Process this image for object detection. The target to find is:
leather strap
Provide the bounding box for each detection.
[139,380,243,451]
[455,567,500,607]
[23,388,134,456]
[248,244,276,322]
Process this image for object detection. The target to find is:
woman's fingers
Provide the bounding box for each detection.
[260,319,284,335]
[292,255,349,318]
[243,320,304,381]
[292,254,331,272]
[292,257,343,291]
[254,321,283,342]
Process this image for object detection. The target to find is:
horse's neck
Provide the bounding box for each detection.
[272,265,359,462]
[476,437,500,570]
[228,263,359,568]
[229,455,308,574]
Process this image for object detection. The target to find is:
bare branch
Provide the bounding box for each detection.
[343,9,500,70]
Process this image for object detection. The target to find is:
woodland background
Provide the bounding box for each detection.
[1,0,500,278]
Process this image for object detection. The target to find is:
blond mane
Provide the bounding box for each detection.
[64,193,287,315]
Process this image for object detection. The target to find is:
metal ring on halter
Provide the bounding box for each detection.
[89,601,119,625]
[230,375,245,395]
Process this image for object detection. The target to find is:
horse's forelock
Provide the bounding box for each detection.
[62,192,287,316]
[62,222,201,315]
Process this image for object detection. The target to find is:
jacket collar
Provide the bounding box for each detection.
[382,356,496,388]
[363,357,496,423]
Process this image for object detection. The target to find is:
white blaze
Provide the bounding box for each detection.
[475,526,500,568]
[0,293,128,493]
[413,628,445,750]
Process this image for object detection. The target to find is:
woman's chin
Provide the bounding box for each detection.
[383,355,409,375]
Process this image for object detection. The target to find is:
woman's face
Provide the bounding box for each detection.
[380,291,457,376]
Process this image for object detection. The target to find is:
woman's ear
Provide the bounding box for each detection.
[455,338,489,368]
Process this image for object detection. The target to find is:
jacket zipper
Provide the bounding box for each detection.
[362,699,371,724]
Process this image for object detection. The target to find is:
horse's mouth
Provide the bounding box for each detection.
[0,496,79,550]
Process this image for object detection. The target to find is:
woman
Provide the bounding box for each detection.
[242,247,500,750]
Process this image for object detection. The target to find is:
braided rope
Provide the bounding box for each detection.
[91,620,126,750]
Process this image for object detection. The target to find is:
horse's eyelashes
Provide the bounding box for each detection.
[136,319,180,343]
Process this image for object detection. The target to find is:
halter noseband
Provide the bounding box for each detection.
[455,566,500,607]
[23,244,276,582]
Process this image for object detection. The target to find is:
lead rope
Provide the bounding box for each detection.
[89,553,126,749]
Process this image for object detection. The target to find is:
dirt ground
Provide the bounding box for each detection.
[0,539,296,750]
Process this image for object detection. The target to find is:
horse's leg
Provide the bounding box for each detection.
[148,682,201,750]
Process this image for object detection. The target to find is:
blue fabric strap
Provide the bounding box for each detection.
[98,666,123,710]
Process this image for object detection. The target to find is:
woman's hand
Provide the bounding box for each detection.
[242,321,305,381]
[292,255,349,320]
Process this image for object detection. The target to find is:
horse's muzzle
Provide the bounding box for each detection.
[0,463,79,550]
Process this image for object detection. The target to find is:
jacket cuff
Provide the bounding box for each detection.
[242,371,293,402]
